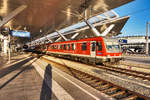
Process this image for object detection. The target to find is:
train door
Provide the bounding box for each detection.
[90,41,96,57]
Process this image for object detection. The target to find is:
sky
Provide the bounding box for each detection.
[114,0,150,36]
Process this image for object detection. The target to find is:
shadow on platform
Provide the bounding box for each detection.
[0,57,34,79]
[0,58,37,90]
[40,64,52,100]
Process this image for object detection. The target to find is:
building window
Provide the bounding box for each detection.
[82,43,87,51]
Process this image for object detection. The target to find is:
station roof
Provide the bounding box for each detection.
[0,0,133,43]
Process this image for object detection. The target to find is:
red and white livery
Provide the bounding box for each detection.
[35,36,122,64]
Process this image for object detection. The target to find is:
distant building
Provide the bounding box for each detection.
[118,35,150,54]
[118,35,150,43]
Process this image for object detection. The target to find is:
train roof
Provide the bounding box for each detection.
[48,36,119,45]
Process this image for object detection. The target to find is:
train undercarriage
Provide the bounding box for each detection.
[44,51,122,65]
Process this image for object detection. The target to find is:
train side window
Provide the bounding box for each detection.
[43,45,45,49]
[91,42,95,51]
[42,45,44,49]
[67,44,71,50]
[56,45,57,49]
[45,45,47,49]
[60,44,62,50]
[97,42,102,51]
[71,43,75,50]
[57,45,59,49]
[82,43,87,51]
[63,44,66,50]
[47,45,49,49]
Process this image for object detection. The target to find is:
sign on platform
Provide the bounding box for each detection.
[11,30,30,38]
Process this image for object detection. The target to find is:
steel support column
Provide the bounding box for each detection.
[84,20,101,36]
[101,24,115,36]
[56,30,68,41]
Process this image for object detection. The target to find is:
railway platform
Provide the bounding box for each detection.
[0,54,58,100]
[121,55,150,69]
[0,54,113,100]
[42,55,150,98]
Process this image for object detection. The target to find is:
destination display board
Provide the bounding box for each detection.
[11,30,30,38]
[119,39,127,43]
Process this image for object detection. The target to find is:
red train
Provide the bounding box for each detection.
[34,36,122,64]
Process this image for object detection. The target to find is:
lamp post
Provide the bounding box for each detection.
[146,22,149,55]
[8,34,11,63]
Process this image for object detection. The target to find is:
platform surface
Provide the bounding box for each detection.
[122,55,150,69]
[0,54,114,100]
[0,54,57,100]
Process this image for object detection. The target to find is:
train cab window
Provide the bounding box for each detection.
[67,44,71,50]
[91,42,95,51]
[71,43,75,50]
[63,44,66,50]
[82,43,87,51]
[97,42,102,51]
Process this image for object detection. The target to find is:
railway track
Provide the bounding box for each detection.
[41,56,150,100]
[97,64,150,81]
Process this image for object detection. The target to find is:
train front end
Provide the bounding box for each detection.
[103,38,123,62]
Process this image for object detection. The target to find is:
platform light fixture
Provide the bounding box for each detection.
[0,0,8,14]
[67,7,71,17]
[40,29,42,33]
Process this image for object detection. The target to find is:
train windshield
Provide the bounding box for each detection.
[104,38,121,53]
